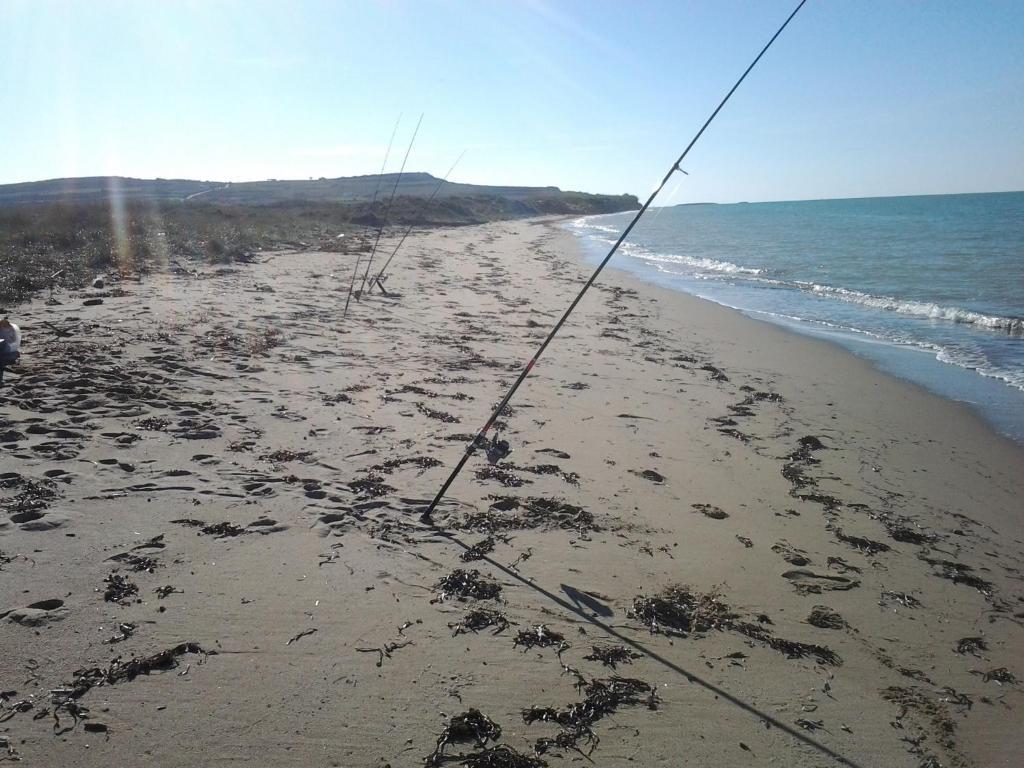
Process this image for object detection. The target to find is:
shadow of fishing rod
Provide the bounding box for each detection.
[418,518,865,768]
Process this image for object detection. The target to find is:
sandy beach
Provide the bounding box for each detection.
[1,217,1021,767]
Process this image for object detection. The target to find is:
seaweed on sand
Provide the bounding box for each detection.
[102,573,139,604]
[417,403,461,423]
[349,474,396,499]
[107,552,161,572]
[458,497,598,534]
[629,586,736,635]
[372,456,443,474]
[880,590,923,609]
[57,643,212,703]
[475,465,531,488]
[954,637,987,656]
[513,625,568,653]
[0,477,60,515]
[425,709,502,766]
[834,529,890,556]
[919,556,994,595]
[630,585,841,665]
[434,569,502,602]
[974,667,1016,685]
[107,643,210,683]
[732,622,842,666]
[807,605,847,630]
[170,518,250,538]
[200,521,249,538]
[461,537,496,562]
[523,676,652,757]
[505,463,579,486]
[584,645,642,669]
[882,686,964,763]
[448,608,511,636]
[459,746,547,768]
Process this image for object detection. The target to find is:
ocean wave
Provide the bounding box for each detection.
[570,217,621,235]
[610,241,761,276]
[805,284,1024,336]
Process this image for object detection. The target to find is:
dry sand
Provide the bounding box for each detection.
[1,217,1022,767]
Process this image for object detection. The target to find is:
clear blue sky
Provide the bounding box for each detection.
[1,0,1022,203]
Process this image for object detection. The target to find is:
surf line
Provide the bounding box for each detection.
[344,113,403,319]
[357,113,424,299]
[420,0,809,523]
[368,149,467,296]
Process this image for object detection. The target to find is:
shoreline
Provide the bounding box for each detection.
[558,216,1024,463]
[1,217,1021,767]
[564,204,1024,447]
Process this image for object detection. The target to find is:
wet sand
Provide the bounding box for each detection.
[1,217,1022,767]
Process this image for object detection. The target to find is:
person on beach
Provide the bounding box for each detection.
[0,318,22,385]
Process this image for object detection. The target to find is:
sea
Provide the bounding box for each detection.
[567,192,1024,445]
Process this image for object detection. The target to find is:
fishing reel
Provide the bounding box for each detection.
[471,432,512,464]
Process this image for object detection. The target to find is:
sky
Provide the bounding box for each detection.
[1,0,1022,204]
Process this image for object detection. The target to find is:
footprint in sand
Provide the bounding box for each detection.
[1,598,67,627]
[692,503,729,520]
[782,569,860,595]
[247,517,288,533]
[10,509,72,531]
[313,513,353,537]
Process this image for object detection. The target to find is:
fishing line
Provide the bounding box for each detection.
[421,0,808,522]
[344,113,403,318]
[368,149,468,294]
[358,113,425,297]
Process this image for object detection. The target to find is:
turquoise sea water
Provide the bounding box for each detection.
[567,192,1024,444]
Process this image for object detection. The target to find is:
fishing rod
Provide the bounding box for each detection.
[420,0,808,523]
[357,113,424,298]
[344,113,402,319]
[368,150,467,295]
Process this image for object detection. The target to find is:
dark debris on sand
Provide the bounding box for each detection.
[459,496,598,534]
[425,709,502,766]
[434,569,502,602]
[372,456,443,475]
[349,474,397,499]
[57,643,212,704]
[691,503,729,520]
[584,645,642,669]
[954,637,987,656]
[973,667,1016,685]
[920,556,994,595]
[171,518,249,538]
[417,403,461,423]
[108,552,161,573]
[807,606,847,630]
[460,746,548,768]
[461,537,496,562]
[523,676,653,757]
[630,585,841,665]
[513,625,568,652]
[475,465,531,488]
[102,573,139,604]
[449,608,511,636]
[630,586,735,635]
[834,528,891,556]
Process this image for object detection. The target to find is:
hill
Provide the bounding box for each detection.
[0,174,638,303]
[0,173,636,211]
